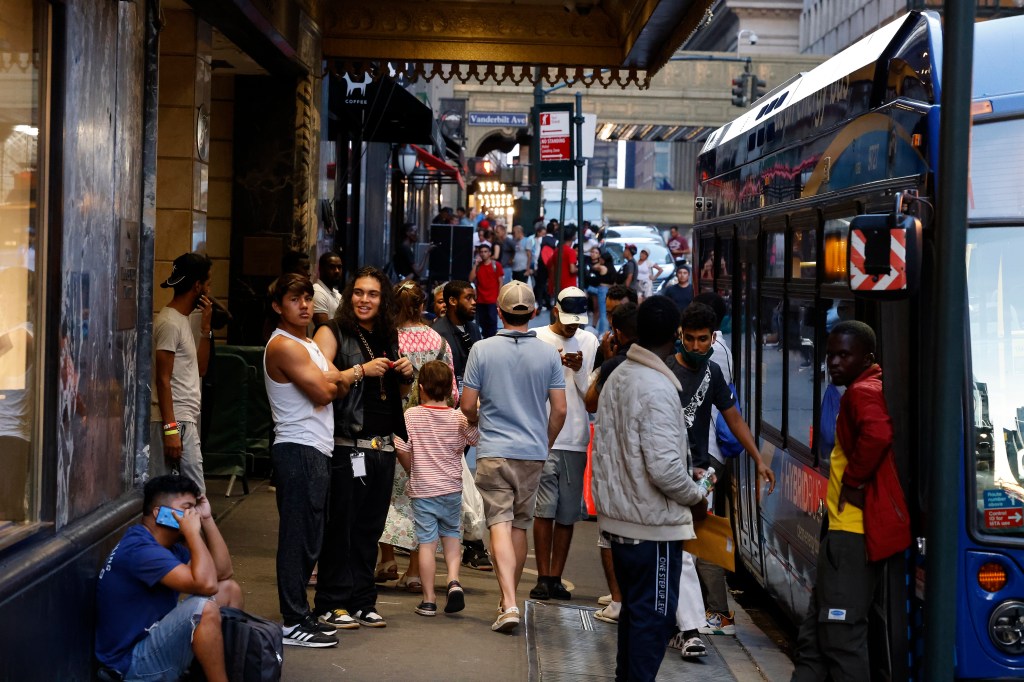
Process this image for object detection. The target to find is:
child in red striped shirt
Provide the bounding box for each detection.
[395,360,480,617]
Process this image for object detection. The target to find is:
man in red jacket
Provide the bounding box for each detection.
[791,320,910,682]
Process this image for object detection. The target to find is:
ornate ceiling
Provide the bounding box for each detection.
[321,0,717,88]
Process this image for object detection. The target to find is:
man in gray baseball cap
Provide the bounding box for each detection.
[460,281,568,633]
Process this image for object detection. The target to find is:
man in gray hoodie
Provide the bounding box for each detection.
[592,296,706,682]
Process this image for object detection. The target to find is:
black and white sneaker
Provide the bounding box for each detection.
[352,607,387,628]
[681,635,707,658]
[282,617,339,648]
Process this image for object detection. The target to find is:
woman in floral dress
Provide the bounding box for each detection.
[376,280,459,591]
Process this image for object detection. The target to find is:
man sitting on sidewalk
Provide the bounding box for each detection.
[95,475,243,682]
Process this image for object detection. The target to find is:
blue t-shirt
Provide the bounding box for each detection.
[463,330,565,461]
[95,525,191,674]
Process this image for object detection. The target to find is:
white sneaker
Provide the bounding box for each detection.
[593,602,620,624]
[597,594,613,606]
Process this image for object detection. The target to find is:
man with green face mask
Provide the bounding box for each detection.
[664,302,776,656]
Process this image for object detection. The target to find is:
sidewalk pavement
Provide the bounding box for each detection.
[210,479,794,681]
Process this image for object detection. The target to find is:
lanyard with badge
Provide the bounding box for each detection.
[351,450,367,478]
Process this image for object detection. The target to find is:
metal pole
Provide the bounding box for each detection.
[554,181,567,294]
[530,74,544,232]
[575,92,586,288]
[925,2,975,679]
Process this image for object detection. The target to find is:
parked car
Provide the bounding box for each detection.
[602,225,661,241]
[600,237,676,293]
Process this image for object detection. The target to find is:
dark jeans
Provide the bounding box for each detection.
[270,442,331,625]
[791,531,881,682]
[314,445,396,614]
[534,265,550,308]
[477,302,498,338]
[611,539,682,682]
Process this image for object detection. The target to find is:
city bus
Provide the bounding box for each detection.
[692,10,1024,680]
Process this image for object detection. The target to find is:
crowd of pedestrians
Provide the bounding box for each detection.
[93,228,901,682]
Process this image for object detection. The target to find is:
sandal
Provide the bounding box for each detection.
[396,573,423,593]
[374,561,399,583]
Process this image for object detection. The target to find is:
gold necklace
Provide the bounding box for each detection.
[356,327,388,400]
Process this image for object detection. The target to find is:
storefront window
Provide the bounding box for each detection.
[0,1,46,536]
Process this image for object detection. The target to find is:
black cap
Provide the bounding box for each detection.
[160,252,210,289]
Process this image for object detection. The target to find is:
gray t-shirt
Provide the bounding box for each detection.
[463,330,565,461]
[151,307,202,423]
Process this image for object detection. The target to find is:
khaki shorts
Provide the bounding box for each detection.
[474,457,545,530]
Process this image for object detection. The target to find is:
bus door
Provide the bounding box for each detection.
[732,225,766,581]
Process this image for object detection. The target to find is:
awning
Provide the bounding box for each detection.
[410,144,465,189]
[329,73,434,144]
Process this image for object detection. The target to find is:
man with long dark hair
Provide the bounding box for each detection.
[312,266,413,630]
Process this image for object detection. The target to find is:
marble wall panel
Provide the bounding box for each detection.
[58,0,146,527]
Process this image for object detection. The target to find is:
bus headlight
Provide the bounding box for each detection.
[989,600,1024,655]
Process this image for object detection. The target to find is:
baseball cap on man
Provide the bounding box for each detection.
[556,287,588,325]
[160,252,211,289]
[497,280,536,315]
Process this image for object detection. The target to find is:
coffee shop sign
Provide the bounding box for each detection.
[468,112,529,127]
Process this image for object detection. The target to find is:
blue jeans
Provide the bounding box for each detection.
[592,285,609,335]
[125,596,210,681]
[611,539,682,682]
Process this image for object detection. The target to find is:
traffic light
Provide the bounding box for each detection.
[750,76,767,103]
[731,74,749,108]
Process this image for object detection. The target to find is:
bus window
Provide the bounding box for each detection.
[817,298,853,469]
[764,232,786,279]
[718,236,733,280]
[787,298,815,451]
[967,226,1024,539]
[761,295,784,434]
[792,228,817,280]
[823,218,851,284]
[699,234,715,282]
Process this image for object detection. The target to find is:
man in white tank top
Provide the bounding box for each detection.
[264,273,345,648]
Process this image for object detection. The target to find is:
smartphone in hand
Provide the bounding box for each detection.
[155,506,181,529]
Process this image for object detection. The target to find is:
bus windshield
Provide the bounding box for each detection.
[968,226,1024,538]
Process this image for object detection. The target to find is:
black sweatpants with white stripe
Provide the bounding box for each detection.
[611,539,683,682]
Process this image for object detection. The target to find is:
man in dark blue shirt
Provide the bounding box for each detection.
[660,266,694,312]
[95,475,243,682]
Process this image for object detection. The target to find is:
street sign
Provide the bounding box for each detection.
[468,112,528,127]
[536,103,574,181]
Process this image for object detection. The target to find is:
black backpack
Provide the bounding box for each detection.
[220,607,284,682]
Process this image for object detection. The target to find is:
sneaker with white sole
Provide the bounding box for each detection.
[352,608,387,628]
[491,606,521,632]
[597,594,613,606]
[681,636,707,658]
[699,610,736,636]
[319,608,359,630]
[282,618,339,648]
[593,602,620,624]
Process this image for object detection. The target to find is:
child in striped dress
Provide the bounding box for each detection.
[394,360,479,617]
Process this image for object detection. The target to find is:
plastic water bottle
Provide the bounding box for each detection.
[698,467,716,496]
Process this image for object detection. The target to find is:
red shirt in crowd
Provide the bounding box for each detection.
[548,243,578,294]
[475,260,504,304]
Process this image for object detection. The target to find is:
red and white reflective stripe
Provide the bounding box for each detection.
[849,228,907,291]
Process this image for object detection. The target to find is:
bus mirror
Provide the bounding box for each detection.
[847,213,922,298]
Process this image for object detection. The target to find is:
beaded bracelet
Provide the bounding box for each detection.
[353,363,364,383]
